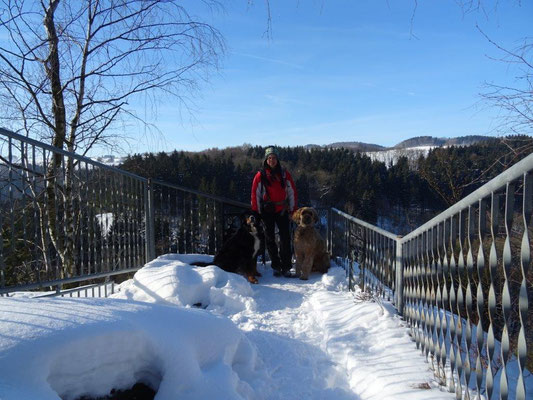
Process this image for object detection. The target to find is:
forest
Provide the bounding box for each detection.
[120,135,533,235]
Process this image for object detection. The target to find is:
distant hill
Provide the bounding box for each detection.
[315,135,496,166]
[325,141,386,152]
[393,136,447,149]
[306,135,494,153]
[443,135,494,146]
[393,135,493,149]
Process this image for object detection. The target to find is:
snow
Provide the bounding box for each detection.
[1,254,474,400]
[365,146,436,166]
[95,213,114,236]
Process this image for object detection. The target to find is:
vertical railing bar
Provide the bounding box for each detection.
[405,239,412,338]
[52,149,60,283]
[158,185,163,256]
[20,140,28,283]
[76,161,82,276]
[344,219,348,283]
[132,176,138,266]
[515,171,531,400]
[189,193,194,254]
[464,205,475,400]
[441,218,450,389]
[84,162,91,275]
[198,194,202,254]
[428,224,436,377]
[413,235,421,351]
[211,199,217,255]
[423,232,430,358]
[435,221,445,384]
[133,178,140,266]
[421,231,429,358]
[139,179,144,262]
[31,144,41,286]
[499,181,515,400]
[72,158,79,277]
[176,193,184,253]
[60,151,67,281]
[0,140,6,288]
[166,188,171,254]
[123,176,129,268]
[111,171,118,271]
[8,137,14,256]
[98,166,105,274]
[456,210,465,399]
[127,175,133,268]
[486,190,500,400]
[475,196,487,398]
[145,179,155,263]
[42,148,50,281]
[448,214,458,394]
[96,167,103,273]
[119,173,125,271]
[395,236,403,315]
[428,229,436,364]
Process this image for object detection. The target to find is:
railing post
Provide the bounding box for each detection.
[145,178,156,263]
[327,208,332,254]
[395,238,404,316]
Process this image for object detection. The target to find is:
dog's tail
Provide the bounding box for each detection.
[190,261,213,267]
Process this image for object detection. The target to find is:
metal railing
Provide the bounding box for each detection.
[2,126,531,399]
[0,128,248,296]
[332,152,533,400]
[329,208,400,303]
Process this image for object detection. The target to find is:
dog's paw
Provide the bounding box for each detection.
[299,276,308,281]
[247,276,259,284]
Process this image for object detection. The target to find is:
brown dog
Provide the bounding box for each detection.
[292,207,330,280]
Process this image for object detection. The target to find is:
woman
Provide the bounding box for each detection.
[251,146,298,277]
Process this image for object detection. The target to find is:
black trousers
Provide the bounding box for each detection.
[261,212,292,272]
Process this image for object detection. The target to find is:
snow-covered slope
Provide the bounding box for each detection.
[364,145,435,165]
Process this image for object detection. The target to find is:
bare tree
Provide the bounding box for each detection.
[0,0,224,153]
[480,31,533,138]
[411,1,533,207]
[456,2,532,149]
[0,0,224,278]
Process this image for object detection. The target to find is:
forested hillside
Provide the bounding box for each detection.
[120,135,532,235]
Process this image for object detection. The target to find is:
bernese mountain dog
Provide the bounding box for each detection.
[192,212,264,284]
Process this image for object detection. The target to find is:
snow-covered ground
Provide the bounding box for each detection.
[1,254,471,399]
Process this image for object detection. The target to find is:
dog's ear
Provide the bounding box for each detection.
[292,208,301,223]
[312,208,319,224]
[240,211,251,225]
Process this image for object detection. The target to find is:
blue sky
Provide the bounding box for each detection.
[129,0,532,153]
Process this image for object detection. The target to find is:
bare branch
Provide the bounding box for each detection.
[0,0,224,153]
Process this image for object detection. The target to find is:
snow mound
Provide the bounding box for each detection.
[0,297,267,400]
[112,254,256,316]
[318,264,348,291]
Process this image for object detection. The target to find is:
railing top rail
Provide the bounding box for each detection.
[0,268,140,295]
[152,179,250,209]
[0,127,148,182]
[331,207,400,240]
[401,151,533,242]
[0,128,252,209]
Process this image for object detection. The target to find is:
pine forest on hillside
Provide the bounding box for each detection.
[120,135,533,235]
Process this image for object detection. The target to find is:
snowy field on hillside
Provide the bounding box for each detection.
[1,254,529,400]
[365,146,435,166]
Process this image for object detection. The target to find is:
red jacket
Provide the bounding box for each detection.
[251,167,297,214]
